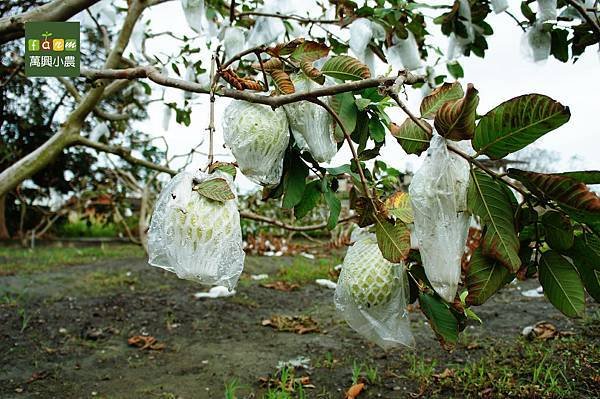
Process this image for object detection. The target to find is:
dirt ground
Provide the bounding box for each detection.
[0,245,598,399]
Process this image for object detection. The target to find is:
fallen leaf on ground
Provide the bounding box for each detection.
[434,368,454,380]
[261,281,300,292]
[522,321,569,341]
[346,383,365,398]
[26,371,50,384]
[261,315,319,334]
[127,335,165,350]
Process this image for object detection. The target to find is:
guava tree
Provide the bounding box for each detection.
[0,0,599,348]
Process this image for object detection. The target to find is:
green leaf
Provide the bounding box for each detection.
[555,170,600,185]
[331,92,358,139]
[389,118,432,156]
[508,169,600,234]
[419,293,459,348]
[467,169,521,272]
[446,61,464,79]
[374,218,411,263]
[541,211,574,251]
[368,117,385,143]
[567,234,600,272]
[538,251,585,318]
[294,180,321,219]
[384,192,413,224]
[282,161,308,209]
[208,161,237,178]
[551,29,569,63]
[324,190,341,230]
[434,83,479,141]
[473,95,571,159]
[466,248,512,306]
[321,55,371,81]
[194,178,235,202]
[420,82,464,119]
[565,233,600,301]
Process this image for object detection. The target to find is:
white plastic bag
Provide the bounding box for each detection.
[335,232,414,349]
[148,171,245,290]
[223,100,289,185]
[283,77,337,163]
[537,0,557,22]
[409,133,470,302]
[223,26,246,66]
[180,0,205,33]
[521,22,551,62]
[491,0,509,14]
[384,31,422,71]
[349,18,373,60]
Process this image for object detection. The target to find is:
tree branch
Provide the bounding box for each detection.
[240,211,356,231]
[0,0,101,44]
[80,66,426,108]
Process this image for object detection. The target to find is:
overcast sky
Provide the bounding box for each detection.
[126,0,599,193]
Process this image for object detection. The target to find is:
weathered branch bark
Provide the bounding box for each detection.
[81,66,426,108]
[74,136,177,176]
[0,0,101,44]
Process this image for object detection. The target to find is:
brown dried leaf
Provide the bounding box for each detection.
[261,281,299,292]
[346,383,365,399]
[127,335,165,350]
[221,68,244,90]
[240,77,264,91]
[299,60,325,85]
[251,57,284,71]
[291,40,330,62]
[268,38,305,57]
[269,69,295,94]
[261,315,319,334]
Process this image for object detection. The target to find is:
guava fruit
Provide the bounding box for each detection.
[222,100,289,185]
[342,234,397,307]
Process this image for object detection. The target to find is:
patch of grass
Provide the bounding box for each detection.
[224,379,240,399]
[274,257,338,285]
[74,270,138,294]
[0,244,144,275]
[402,335,596,398]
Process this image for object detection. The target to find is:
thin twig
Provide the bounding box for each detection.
[240,211,356,232]
[255,51,270,92]
[564,0,600,41]
[207,53,218,167]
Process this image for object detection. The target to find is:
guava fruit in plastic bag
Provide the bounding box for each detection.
[223,26,246,66]
[223,100,290,185]
[408,133,470,302]
[349,18,373,60]
[521,22,551,62]
[537,0,557,22]
[148,171,245,290]
[334,232,415,349]
[180,0,206,33]
[283,77,337,163]
[385,31,422,71]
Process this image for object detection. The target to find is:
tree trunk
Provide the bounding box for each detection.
[0,194,9,240]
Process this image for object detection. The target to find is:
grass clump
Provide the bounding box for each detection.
[0,244,144,275]
[274,257,339,285]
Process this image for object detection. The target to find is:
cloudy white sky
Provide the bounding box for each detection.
[109,0,600,192]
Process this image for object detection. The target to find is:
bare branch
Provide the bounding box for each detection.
[240,211,356,232]
[80,66,426,108]
[0,0,101,44]
[74,136,176,176]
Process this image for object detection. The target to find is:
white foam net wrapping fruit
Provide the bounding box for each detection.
[223,100,289,185]
[521,22,551,63]
[409,133,470,302]
[283,77,337,163]
[147,171,245,290]
[334,231,414,349]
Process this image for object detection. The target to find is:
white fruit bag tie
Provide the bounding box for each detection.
[223,100,290,186]
[384,31,422,71]
[409,133,470,302]
[334,232,415,349]
[147,171,245,290]
[283,77,337,163]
